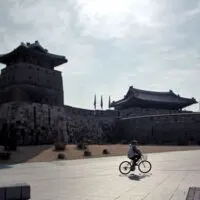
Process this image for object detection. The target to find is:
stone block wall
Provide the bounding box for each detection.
[63,105,117,143]
[114,113,200,144]
[0,101,199,145]
[0,102,116,145]
[0,102,67,145]
[0,63,64,105]
[119,107,184,117]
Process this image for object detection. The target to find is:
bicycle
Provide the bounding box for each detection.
[119,154,152,175]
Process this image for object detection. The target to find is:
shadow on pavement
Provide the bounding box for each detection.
[128,173,152,181]
[0,145,51,165]
[0,164,13,170]
[119,173,152,181]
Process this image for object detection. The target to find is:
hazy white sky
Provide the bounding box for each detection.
[0,0,199,111]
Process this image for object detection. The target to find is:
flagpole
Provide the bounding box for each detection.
[100,95,103,110]
[93,94,96,115]
[199,100,200,112]
[108,96,111,110]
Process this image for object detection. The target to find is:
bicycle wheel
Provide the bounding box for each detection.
[119,161,132,175]
[138,160,152,173]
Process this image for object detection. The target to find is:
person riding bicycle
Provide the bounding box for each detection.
[127,140,142,170]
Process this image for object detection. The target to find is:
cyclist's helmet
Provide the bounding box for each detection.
[131,140,138,145]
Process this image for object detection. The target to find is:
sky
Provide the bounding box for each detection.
[0,0,200,111]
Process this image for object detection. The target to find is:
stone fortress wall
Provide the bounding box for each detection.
[0,41,199,146]
[0,100,199,145]
[0,102,118,145]
[119,107,181,117]
[114,112,200,145]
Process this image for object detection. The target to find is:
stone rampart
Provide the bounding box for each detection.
[114,113,200,144]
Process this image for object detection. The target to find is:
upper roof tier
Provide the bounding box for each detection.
[0,41,68,67]
[110,86,197,110]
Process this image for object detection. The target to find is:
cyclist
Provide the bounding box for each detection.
[127,140,142,170]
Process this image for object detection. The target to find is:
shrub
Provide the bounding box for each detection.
[0,152,11,160]
[54,142,66,151]
[84,139,94,145]
[57,153,66,160]
[102,149,109,155]
[77,142,88,150]
[120,140,128,144]
[84,150,92,157]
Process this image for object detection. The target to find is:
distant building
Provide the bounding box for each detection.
[110,86,197,110]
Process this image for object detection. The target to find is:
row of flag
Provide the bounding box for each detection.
[93,95,111,110]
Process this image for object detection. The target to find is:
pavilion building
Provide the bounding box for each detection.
[110,86,197,111]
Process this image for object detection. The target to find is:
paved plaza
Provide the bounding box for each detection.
[0,150,200,200]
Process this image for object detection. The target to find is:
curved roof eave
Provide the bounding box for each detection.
[110,95,197,108]
[129,86,176,96]
[0,44,68,66]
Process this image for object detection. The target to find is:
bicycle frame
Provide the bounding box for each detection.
[130,154,147,165]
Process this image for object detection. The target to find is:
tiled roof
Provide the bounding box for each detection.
[0,41,68,65]
[110,86,197,108]
[128,86,196,103]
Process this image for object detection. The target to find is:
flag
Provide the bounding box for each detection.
[108,96,111,109]
[94,94,96,110]
[100,95,103,110]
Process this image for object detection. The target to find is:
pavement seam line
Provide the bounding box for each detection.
[141,174,171,200]
[115,173,170,200]
[168,172,189,200]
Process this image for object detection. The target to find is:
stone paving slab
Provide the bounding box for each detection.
[0,150,200,200]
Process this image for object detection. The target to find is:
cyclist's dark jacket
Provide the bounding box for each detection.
[128,144,141,158]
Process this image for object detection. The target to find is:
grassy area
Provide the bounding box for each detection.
[1,144,200,164]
